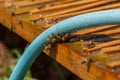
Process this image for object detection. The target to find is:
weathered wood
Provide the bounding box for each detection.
[0,0,120,80]
[15,0,74,15]
[102,46,120,53]
[45,0,116,17]
[88,39,120,52]
[76,25,118,35]
[13,0,54,8]
[52,2,120,19]
[30,0,96,14]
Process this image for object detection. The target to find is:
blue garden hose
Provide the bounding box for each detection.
[9,9,120,80]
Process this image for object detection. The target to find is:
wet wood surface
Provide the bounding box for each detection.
[0,0,120,80]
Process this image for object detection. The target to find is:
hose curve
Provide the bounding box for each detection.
[9,9,120,80]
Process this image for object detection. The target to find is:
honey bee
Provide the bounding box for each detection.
[44,44,52,50]
[81,57,92,73]
[44,33,80,50]
[61,34,69,41]
[10,12,15,16]
[85,40,96,48]
[37,4,45,9]
[46,38,51,43]
[52,33,61,40]
[17,19,23,29]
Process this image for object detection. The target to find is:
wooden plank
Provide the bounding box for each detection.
[30,1,120,27]
[14,0,75,15]
[13,0,54,8]
[30,0,96,14]
[45,0,117,17]
[0,1,120,80]
[46,43,119,80]
[88,39,120,52]
[76,25,118,35]
[53,2,120,19]
[102,46,120,53]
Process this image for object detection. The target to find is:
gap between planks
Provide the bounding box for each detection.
[44,0,117,17]
[30,0,97,14]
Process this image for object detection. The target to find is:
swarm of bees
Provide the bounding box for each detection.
[44,32,105,73]
[44,32,80,50]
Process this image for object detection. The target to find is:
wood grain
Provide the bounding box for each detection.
[0,1,120,80]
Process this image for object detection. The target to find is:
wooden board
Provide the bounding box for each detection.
[0,0,120,80]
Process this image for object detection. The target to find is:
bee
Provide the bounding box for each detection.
[52,33,61,41]
[81,57,93,73]
[44,44,52,50]
[48,3,55,7]
[44,33,61,50]
[10,12,15,16]
[85,40,96,48]
[37,4,45,9]
[61,34,69,41]
[17,19,23,29]
[10,22,16,31]
[46,38,52,43]
[81,58,88,64]
[52,17,59,23]
[45,17,59,25]
[51,38,58,44]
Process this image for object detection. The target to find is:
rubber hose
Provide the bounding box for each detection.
[9,9,120,80]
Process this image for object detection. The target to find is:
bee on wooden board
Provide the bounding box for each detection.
[44,32,97,73]
[44,32,80,50]
[81,57,93,73]
[10,12,15,16]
